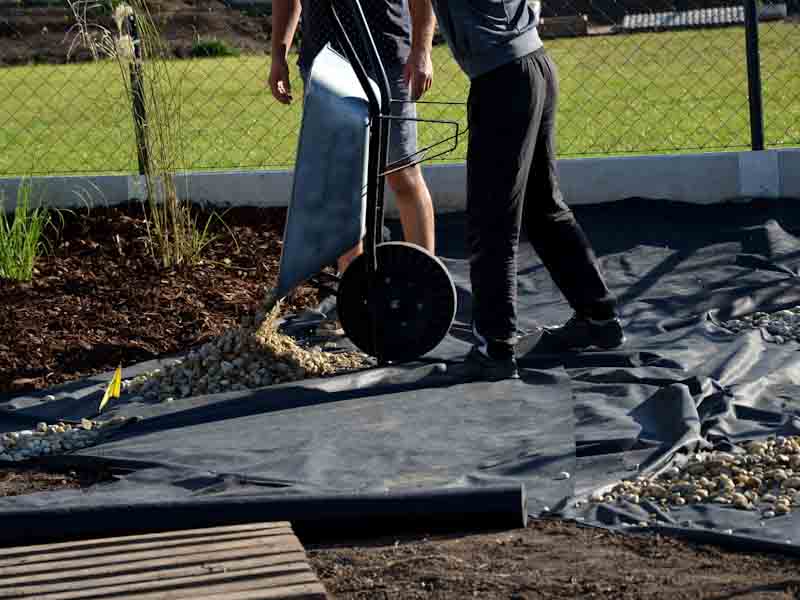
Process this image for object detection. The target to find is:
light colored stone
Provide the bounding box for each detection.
[661,467,681,480]
[769,469,789,482]
[718,478,736,493]
[645,484,668,498]
[687,463,707,475]
[746,476,763,489]
[732,493,749,509]
[781,477,800,490]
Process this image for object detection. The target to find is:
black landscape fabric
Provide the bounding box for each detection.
[2,197,800,551]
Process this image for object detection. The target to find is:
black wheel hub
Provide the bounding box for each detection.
[337,242,457,363]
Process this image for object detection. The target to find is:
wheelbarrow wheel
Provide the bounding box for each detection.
[337,242,457,363]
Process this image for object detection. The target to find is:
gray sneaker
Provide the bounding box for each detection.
[543,313,625,351]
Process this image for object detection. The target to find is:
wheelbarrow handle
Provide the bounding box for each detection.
[330,0,392,118]
[329,0,391,277]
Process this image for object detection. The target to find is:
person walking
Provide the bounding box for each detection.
[422,0,625,379]
[268,0,437,279]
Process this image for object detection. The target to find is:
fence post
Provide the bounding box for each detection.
[128,13,150,175]
[743,0,765,151]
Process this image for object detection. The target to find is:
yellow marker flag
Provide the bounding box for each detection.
[99,366,122,413]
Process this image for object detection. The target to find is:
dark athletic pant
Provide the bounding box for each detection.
[466,48,617,345]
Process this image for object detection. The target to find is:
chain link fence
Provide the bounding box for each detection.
[759,0,800,147]
[0,0,798,177]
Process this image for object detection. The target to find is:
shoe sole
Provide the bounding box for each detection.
[542,331,626,352]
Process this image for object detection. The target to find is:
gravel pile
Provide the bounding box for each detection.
[0,295,368,465]
[0,417,128,462]
[588,436,800,519]
[721,306,800,344]
[124,298,370,402]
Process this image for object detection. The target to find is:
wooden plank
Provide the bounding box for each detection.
[0,528,293,568]
[0,534,301,577]
[176,583,329,600]
[30,572,323,600]
[13,564,318,600]
[2,552,310,594]
[0,522,290,559]
[0,541,304,585]
[0,521,328,600]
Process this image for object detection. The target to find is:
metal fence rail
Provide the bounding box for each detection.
[0,0,797,177]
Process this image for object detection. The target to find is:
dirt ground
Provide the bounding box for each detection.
[306,520,800,600]
[0,203,320,394]
[3,468,800,600]
[0,0,272,66]
[0,463,114,497]
[3,204,800,598]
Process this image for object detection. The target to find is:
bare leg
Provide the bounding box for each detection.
[386,164,435,255]
[336,164,434,274]
[337,241,363,274]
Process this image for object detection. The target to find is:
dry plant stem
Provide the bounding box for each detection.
[66,0,220,270]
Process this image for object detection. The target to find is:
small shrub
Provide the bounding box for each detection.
[0,180,63,282]
[190,38,240,58]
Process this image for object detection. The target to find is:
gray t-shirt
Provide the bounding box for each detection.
[297,0,410,77]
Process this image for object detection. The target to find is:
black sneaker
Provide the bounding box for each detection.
[464,324,520,380]
[463,345,519,381]
[543,313,625,351]
[316,294,338,321]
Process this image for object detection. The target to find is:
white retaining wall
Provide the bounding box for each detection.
[1,149,798,216]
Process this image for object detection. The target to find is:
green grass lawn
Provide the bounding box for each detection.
[1,22,798,177]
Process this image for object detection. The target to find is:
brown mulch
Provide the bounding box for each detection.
[0,202,321,395]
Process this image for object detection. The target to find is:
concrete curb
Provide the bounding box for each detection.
[2,149,798,217]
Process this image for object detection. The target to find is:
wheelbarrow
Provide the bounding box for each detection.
[273,0,463,364]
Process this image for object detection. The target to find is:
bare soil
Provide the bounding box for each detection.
[307,520,800,599]
[0,0,272,66]
[0,203,320,395]
[0,463,114,496]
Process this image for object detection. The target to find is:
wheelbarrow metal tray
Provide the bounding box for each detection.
[276,45,381,298]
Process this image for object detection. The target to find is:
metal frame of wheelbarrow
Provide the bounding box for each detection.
[329,0,464,364]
